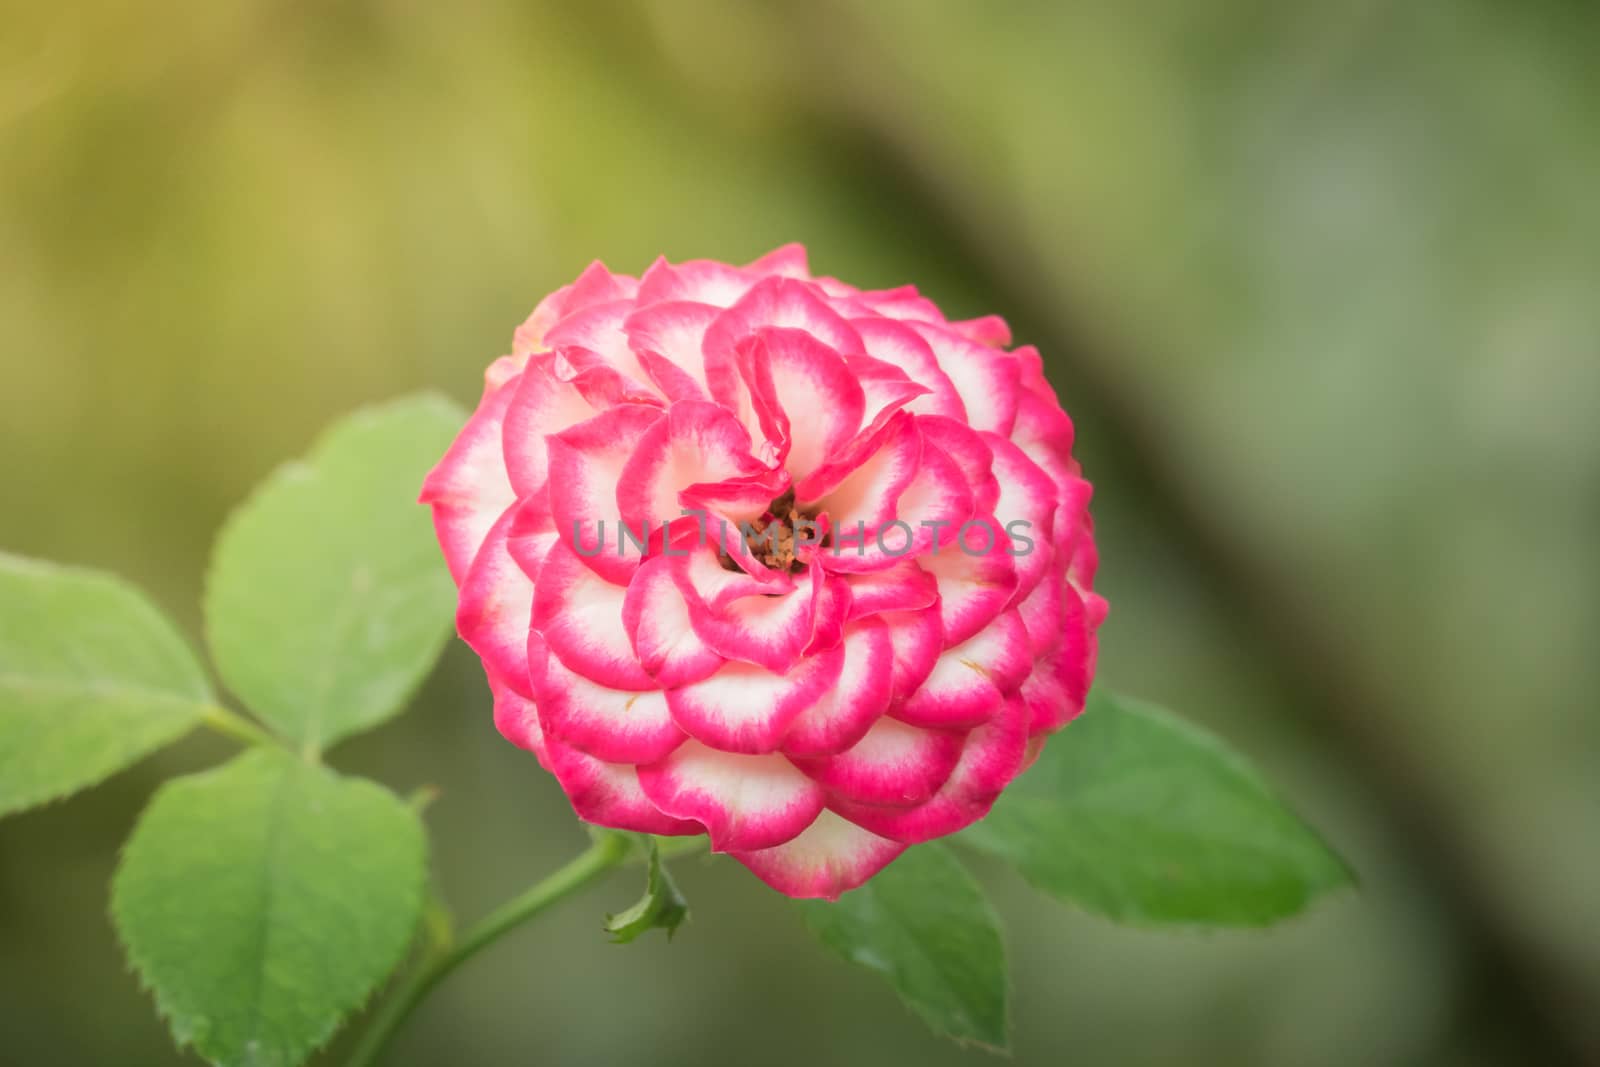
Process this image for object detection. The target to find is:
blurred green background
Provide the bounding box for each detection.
[3,1,1598,1064]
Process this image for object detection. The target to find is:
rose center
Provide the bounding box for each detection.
[719,487,828,574]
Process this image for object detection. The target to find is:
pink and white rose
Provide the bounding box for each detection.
[422,245,1104,898]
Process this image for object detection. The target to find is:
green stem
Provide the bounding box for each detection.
[199,704,280,749]
[344,833,633,1067]
[651,833,708,861]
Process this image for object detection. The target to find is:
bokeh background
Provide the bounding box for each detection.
[3,2,1598,1065]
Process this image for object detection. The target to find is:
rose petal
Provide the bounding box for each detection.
[846,285,948,324]
[907,321,1020,436]
[638,256,757,307]
[419,357,520,583]
[544,299,653,388]
[918,415,1000,515]
[730,809,906,900]
[616,399,771,538]
[794,716,966,807]
[501,354,600,497]
[950,314,1013,347]
[1015,564,1066,659]
[623,300,722,401]
[638,741,825,852]
[1022,580,1097,736]
[529,633,685,764]
[456,506,536,696]
[848,352,932,435]
[985,432,1063,602]
[882,437,973,558]
[488,671,547,765]
[542,732,701,836]
[504,490,560,583]
[622,554,726,687]
[737,327,866,483]
[665,644,843,754]
[842,559,939,620]
[830,694,1028,844]
[782,618,895,757]
[894,609,1031,729]
[705,276,865,369]
[746,243,811,277]
[883,607,943,702]
[681,558,822,674]
[512,261,639,358]
[852,317,965,421]
[531,539,655,689]
[919,528,1020,647]
[545,403,664,583]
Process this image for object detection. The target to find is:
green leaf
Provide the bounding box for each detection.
[0,553,213,816]
[113,748,426,1067]
[802,843,1008,1050]
[204,394,465,752]
[963,689,1353,926]
[605,836,689,943]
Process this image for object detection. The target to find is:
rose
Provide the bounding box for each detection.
[421,245,1104,899]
